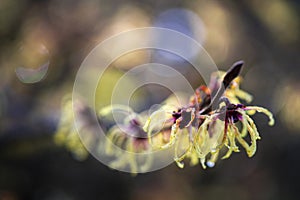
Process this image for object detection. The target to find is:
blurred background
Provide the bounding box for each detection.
[0,0,300,199]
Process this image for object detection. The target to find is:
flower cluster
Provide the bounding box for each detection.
[55,95,99,161]
[143,60,274,168]
[55,95,88,160]
[98,105,153,173]
[55,61,274,173]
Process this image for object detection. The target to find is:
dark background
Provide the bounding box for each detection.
[0,0,300,199]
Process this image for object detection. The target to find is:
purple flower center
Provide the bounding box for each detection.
[226,104,245,123]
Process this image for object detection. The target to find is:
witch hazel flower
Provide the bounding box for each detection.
[98,105,159,174]
[56,61,274,174]
[145,61,274,169]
